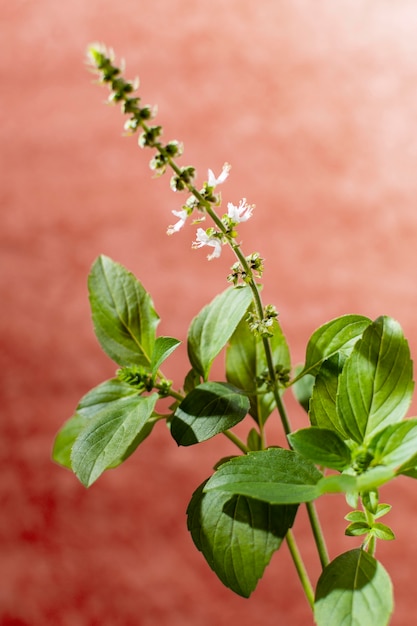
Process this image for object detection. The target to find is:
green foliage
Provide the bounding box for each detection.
[171,382,249,446]
[301,314,371,377]
[204,448,323,504]
[88,255,160,367]
[314,549,393,626]
[187,285,253,379]
[187,481,297,597]
[226,316,290,424]
[71,393,158,487]
[336,316,414,443]
[288,427,351,471]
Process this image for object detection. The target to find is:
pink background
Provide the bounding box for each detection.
[2,1,417,624]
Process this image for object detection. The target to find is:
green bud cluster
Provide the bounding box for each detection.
[247,304,278,337]
[228,253,264,285]
[256,364,291,390]
[117,365,154,393]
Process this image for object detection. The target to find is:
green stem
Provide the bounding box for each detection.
[306,502,330,568]
[223,430,249,453]
[286,530,315,609]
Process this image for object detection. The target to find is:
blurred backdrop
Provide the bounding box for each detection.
[2,1,417,624]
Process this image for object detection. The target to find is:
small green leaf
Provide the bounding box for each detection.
[89,255,160,366]
[345,511,367,523]
[52,414,87,469]
[171,382,249,446]
[247,428,262,451]
[187,481,297,597]
[337,316,414,443]
[71,393,158,487]
[183,368,201,394]
[204,448,323,505]
[288,427,352,471]
[188,285,252,379]
[314,549,394,626]
[150,336,181,375]
[302,314,371,377]
[374,503,392,519]
[226,317,291,424]
[372,523,395,541]
[345,521,370,537]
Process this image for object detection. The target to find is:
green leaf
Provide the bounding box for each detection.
[345,511,367,523]
[187,285,252,379]
[171,382,249,446]
[317,466,396,496]
[150,336,181,375]
[88,255,160,366]
[76,378,140,419]
[187,480,297,597]
[302,314,371,377]
[314,549,393,626]
[374,503,392,519]
[71,393,158,487]
[204,448,323,504]
[226,317,291,424]
[309,354,349,438]
[288,427,352,471]
[369,418,417,471]
[372,523,395,541]
[336,316,414,443]
[345,522,371,537]
[52,414,87,469]
[291,365,315,413]
[52,378,139,469]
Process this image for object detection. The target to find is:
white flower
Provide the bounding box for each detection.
[167,209,188,235]
[227,198,254,223]
[192,228,222,260]
[207,162,231,188]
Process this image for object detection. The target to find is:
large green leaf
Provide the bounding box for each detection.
[301,315,371,378]
[204,448,396,504]
[336,316,414,443]
[171,382,249,446]
[314,549,393,626]
[288,427,352,471]
[71,393,158,487]
[187,481,297,597]
[88,255,160,366]
[52,414,87,470]
[187,285,252,379]
[52,378,139,469]
[309,353,349,438]
[226,317,291,424]
[204,448,323,504]
[76,378,140,419]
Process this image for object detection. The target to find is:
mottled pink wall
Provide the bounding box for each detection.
[2,2,417,624]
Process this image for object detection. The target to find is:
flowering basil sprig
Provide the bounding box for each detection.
[51,44,417,626]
